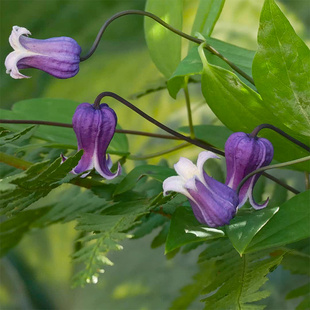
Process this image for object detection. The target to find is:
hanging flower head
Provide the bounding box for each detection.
[163,151,238,228]
[225,132,274,209]
[70,102,121,179]
[5,26,81,79]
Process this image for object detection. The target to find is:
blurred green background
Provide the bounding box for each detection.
[0,0,309,309]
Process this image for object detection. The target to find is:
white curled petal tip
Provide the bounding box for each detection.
[4,52,30,79]
[162,176,190,198]
[9,26,31,50]
[184,177,198,192]
[196,151,219,182]
[174,157,198,180]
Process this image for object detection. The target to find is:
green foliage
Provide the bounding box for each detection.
[199,46,309,171]
[167,37,255,98]
[166,206,224,253]
[0,125,36,147]
[246,191,310,253]
[0,151,82,215]
[173,238,284,309]
[252,0,310,137]
[144,0,183,78]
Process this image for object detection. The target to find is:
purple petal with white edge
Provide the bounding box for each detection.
[93,104,121,180]
[186,178,237,227]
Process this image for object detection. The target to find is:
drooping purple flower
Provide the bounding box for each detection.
[5,26,81,79]
[225,132,274,209]
[71,102,121,179]
[163,151,238,228]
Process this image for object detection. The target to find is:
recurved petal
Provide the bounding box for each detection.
[9,26,31,50]
[5,51,31,79]
[174,157,198,180]
[196,151,219,184]
[162,176,191,198]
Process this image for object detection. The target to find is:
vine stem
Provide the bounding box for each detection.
[183,79,195,139]
[236,156,310,195]
[93,91,224,155]
[250,124,310,152]
[79,9,254,85]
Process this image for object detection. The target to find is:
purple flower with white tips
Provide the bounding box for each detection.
[163,151,238,228]
[225,132,274,209]
[5,26,81,79]
[71,102,121,179]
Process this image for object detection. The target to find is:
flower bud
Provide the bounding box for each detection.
[5,26,81,79]
[163,151,238,227]
[225,132,274,209]
[71,102,121,179]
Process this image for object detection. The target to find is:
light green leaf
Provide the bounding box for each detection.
[226,207,279,255]
[190,0,225,39]
[167,38,255,98]
[165,207,224,253]
[199,51,309,171]
[252,0,310,136]
[144,0,183,78]
[245,191,310,253]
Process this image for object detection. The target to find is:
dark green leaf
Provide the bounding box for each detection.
[114,164,174,195]
[246,191,310,253]
[0,151,82,215]
[165,207,224,253]
[0,126,36,147]
[252,0,310,136]
[144,0,182,78]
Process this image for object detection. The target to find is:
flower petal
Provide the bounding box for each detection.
[162,176,191,198]
[174,157,198,180]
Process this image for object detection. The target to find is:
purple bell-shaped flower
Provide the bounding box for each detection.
[163,151,238,227]
[71,102,121,179]
[5,26,81,79]
[225,132,274,209]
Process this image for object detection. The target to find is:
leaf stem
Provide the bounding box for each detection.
[183,79,195,139]
[79,10,254,85]
[250,123,310,152]
[236,156,310,195]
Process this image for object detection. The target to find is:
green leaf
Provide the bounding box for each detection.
[167,38,255,98]
[165,207,224,253]
[144,0,183,78]
[198,239,284,309]
[190,0,225,38]
[199,51,309,171]
[0,125,36,147]
[245,191,310,253]
[226,207,279,255]
[114,164,174,195]
[286,283,310,310]
[0,151,82,215]
[252,0,310,136]
[0,98,129,155]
